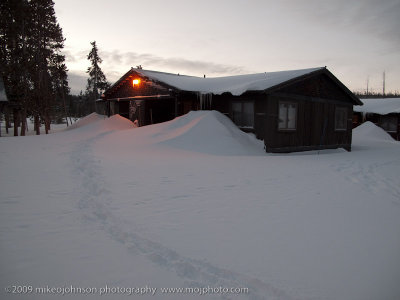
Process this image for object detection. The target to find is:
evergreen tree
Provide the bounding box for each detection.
[85,41,109,112]
[28,0,66,134]
[0,0,67,135]
[0,0,30,136]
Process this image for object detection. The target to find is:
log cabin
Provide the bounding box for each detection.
[99,67,362,152]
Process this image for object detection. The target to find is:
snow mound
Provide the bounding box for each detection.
[100,114,134,131]
[68,113,134,132]
[156,110,265,155]
[67,112,104,130]
[353,121,394,142]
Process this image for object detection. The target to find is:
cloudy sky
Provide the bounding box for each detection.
[54,0,399,95]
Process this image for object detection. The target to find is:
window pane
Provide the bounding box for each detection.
[335,107,347,130]
[243,102,254,127]
[278,103,287,129]
[287,104,297,129]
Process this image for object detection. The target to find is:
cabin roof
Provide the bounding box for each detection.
[135,67,323,95]
[105,67,362,105]
[355,98,400,115]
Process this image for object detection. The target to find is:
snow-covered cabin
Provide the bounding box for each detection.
[101,67,362,152]
[354,98,400,140]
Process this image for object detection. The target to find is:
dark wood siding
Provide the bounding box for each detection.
[211,93,267,138]
[277,73,354,104]
[264,94,352,152]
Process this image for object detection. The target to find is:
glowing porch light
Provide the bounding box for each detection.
[132,79,140,86]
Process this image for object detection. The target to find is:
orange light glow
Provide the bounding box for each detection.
[132,79,140,86]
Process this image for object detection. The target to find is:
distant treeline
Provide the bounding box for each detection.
[353,91,400,99]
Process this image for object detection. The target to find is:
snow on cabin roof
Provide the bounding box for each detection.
[134,67,324,96]
[355,98,400,115]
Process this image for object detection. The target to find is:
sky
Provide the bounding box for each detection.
[53,0,400,95]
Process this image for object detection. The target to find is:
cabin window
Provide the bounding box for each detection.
[232,101,254,128]
[335,107,348,131]
[380,115,397,132]
[278,102,297,130]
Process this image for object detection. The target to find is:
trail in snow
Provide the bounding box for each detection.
[68,130,296,300]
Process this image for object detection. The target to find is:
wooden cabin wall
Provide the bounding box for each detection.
[143,99,176,125]
[211,93,268,139]
[264,94,352,152]
[352,112,363,128]
[118,101,129,119]
[254,95,268,140]
[177,92,199,115]
[212,93,230,114]
[278,73,353,104]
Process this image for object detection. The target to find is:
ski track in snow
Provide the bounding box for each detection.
[68,132,298,300]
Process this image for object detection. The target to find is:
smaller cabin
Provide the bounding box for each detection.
[354,98,400,140]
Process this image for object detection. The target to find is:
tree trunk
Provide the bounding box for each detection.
[34,114,40,135]
[44,111,50,134]
[20,109,26,136]
[62,92,69,126]
[5,106,10,134]
[13,109,19,136]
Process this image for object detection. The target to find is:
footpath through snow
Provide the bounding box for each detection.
[1,111,399,300]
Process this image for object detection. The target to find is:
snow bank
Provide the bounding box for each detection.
[67,112,104,129]
[353,121,395,142]
[155,110,265,155]
[100,114,134,131]
[67,113,134,132]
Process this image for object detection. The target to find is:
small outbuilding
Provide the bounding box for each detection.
[101,67,362,152]
[354,98,400,140]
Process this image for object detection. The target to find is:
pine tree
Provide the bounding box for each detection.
[0,0,30,136]
[85,41,109,113]
[0,0,67,135]
[28,0,66,134]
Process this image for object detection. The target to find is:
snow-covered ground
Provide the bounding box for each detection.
[1,111,399,300]
[0,117,79,137]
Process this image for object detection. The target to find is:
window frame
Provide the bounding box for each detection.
[231,100,255,129]
[278,101,298,131]
[335,106,348,131]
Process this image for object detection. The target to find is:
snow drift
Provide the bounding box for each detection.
[353,121,395,142]
[154,111,264,155]
[68,113,134,132]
